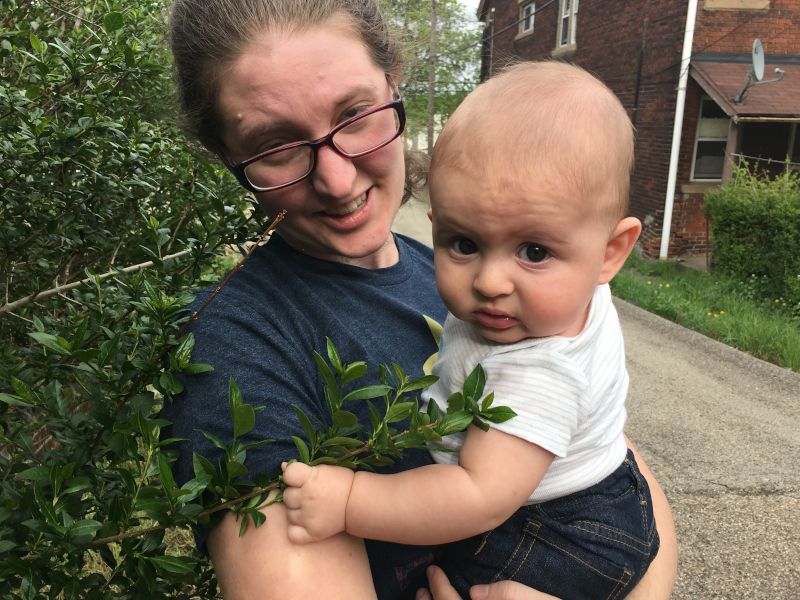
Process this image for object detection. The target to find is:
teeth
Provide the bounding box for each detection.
[325,193,366,216]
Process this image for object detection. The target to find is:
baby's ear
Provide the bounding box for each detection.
[427,208,433,223]
[598,217,642,285]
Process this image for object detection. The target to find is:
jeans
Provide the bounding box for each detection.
[437,450,660,600]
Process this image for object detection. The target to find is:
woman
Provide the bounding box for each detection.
[163,0,677,598]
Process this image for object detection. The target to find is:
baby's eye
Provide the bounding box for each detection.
[518,244,550,263]
[451,237,478,255]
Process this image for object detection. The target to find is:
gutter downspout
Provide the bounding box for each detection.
[659,0,699,259]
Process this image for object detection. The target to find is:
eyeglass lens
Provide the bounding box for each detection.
[243,105,401,191]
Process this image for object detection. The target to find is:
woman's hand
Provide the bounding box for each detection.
[416,566,560,600]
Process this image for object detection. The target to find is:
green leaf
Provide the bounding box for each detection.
[198,430,227,451]
[320,436,364,448]
[332,410,359,429]
[386,401,416,423]
[232,404,256,439]
[228,377,244,410]
[462,364,486,402]
[438,411,474,436]
[0,393,31,407]
[17,466,50,481]
[291,436,310,463]
[340,361,368,385]
[158,455,177,503]
[402,374,439,393]
[0,540,16,553]
[342,385,392,403]
[33,485,58,526]
[294,407,316,445]
[184,363,214,374]
[159,372,184,395]
[29,33,44,54]
[147,555,196,574]
[28,332,71,355]
[313,351,339,411]
[192,452,216,479]
[68,520,102,543]
[226,460,247,480]
[325,337,343,372]
[483,406,517,424]
[480,391,495,412]
[103,12,124,32]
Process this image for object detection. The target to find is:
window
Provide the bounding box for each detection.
[519,1,535,34]
[558,0,578,47]
[691,97,729,181]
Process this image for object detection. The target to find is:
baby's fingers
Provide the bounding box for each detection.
[286,523,315,545]
[281,461,312,487]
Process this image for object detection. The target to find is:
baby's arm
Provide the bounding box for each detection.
[282,425,554,545]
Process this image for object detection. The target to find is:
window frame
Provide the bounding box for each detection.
[690,96,729,182]
[519,1,535,35]
[557,0,578,48]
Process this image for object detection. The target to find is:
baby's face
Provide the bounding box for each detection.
[429,165,614,343]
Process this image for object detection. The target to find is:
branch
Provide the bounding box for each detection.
[0,249,193,316]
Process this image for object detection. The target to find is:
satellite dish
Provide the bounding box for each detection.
[752,38,765,81]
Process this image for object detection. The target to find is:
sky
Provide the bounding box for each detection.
[459,0,481,19]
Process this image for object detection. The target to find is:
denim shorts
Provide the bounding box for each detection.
[436,450,660,600]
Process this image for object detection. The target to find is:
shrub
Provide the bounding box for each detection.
[704,165,800,311]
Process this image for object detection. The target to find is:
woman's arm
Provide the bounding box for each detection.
[625,437,678,600]
[207,489,377,600]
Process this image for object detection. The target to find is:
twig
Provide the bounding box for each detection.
[0,249,193,316]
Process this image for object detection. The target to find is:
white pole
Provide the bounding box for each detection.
[660,0,699,260]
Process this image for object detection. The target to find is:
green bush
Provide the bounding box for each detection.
[0,0,262,595]
[704,165,800,311]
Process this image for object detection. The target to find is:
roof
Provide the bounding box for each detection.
[690,58,800,122]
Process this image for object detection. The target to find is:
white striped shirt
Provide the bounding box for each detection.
[424,284,629,503]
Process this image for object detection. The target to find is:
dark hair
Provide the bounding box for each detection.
[169,0,426,200]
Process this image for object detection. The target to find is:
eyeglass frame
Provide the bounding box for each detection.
[226,79,406,194]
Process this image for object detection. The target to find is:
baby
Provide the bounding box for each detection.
[282,61,659,599]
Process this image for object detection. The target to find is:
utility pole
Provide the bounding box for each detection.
[426,0,438,154]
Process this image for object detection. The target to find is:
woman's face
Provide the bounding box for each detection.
[217,23,406,268]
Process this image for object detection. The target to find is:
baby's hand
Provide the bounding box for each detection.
[281,462,355,544]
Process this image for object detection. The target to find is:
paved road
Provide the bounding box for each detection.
[394,198,800,599]
[618,299,800,600]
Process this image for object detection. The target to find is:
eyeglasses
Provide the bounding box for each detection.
[228,87,406,193]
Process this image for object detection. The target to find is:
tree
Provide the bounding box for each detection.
[381,0,483,151]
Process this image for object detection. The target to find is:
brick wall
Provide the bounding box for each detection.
[477,0,798,257]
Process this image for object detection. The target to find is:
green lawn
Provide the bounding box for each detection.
[611,254,800,373]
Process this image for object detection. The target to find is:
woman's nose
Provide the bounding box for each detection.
[310,144,358,198]
[473,261,513,298]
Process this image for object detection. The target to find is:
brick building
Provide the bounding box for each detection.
[476,0,800,258]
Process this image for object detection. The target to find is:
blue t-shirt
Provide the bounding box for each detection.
[161,232,446,598]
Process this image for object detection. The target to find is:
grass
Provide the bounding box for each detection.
[610,253,800,373]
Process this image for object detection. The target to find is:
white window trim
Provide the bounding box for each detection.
[691,97,729,182]
[519,1,535,35]
[557,0,578,48]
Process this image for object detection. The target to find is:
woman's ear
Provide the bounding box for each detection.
[598,217,642,285]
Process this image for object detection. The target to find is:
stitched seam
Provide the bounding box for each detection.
[606,568,633,600]
[568,522,650,554]
[473,531,490,557]
[506,523,538,580]
[533,535,630,583]
[493,521,539,582]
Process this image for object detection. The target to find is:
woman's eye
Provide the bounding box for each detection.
[342,104,371,121]
[451,237,478,255]
[519,244,550,263]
